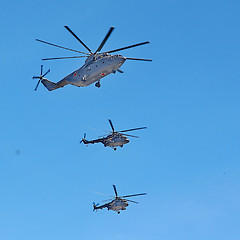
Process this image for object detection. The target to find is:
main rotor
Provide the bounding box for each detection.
[36,26,152,62]
[107,119,147,138]
[98,185,147,204]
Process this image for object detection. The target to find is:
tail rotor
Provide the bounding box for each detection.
[93,202,99,212]
[80,133,87,144]
[32,65,50,91]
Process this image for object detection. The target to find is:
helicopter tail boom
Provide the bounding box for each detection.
[41,79,68,91]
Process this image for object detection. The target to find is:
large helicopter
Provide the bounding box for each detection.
[93,185,147,214]
[80,119,147,150]
[33,26,151,91]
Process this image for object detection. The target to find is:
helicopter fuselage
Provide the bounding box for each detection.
[62,53,126,87]
[94,198,129,213]
[82,132,130,149]
[103,133,130,147]
[107,198,129,212]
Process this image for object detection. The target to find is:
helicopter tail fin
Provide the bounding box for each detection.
[41,79,57,91]
[41,79,68,91]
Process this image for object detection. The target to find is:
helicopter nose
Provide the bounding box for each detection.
[117,56,126,65]
[120,56,126,63]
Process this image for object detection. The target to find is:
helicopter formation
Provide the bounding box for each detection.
[33,26,151,91]
[34,26,150,214]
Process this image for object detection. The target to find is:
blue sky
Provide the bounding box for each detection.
[1,0,240,239]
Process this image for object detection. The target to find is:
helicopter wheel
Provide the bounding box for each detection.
[117,211,120,214]
[95,81,101,88]
[120,145,123,148]
[114,148,117,151]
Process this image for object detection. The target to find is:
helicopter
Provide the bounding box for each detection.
[80,119,147,150]
[93,185,147,214]
[33,26,152,91]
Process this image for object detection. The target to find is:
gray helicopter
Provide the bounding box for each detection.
[33,26,151,91]
[93,185,147,214]
[80,119,147,150]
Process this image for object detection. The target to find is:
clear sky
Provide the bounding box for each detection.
[1,0,240,239]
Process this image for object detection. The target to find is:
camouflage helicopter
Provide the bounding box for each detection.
[33,26,152,91]
[93,185,147,214]
[80,119,147,150]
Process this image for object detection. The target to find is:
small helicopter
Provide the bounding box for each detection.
[93,185,147,214]
[80,119,147,150]
[33,26,151,91]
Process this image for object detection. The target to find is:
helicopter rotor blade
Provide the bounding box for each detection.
[121,133,139,138]
[97,134,110,138]
[87,126,111,133]
[64,26,92,54]
[35,80,41,91]
[125,199,139,204]
[80,133,87,143]
[93,202,100,211]
[95,26,115,53]
[33,65,49,91]
[42,56,87,61]
[104,41,150,54]
[102,198,114,202]
[92,191,114,198]
[113,185,118,197]
[120,193,147,198]
[126,57,152,62]
[36,39,89,55]
[108,119,115,132]
[93,202,99,207]
[118,127,147,133]
[42,69,50,77]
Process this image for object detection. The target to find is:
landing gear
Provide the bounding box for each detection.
[114,148,117,151]
[117,211,120,214]
[95,81,101,88]
[120,145,123,148]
